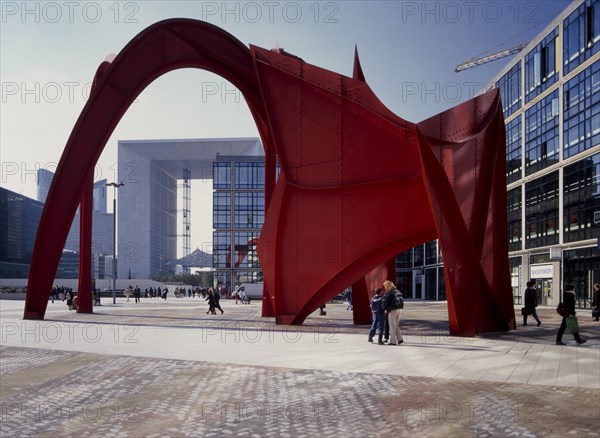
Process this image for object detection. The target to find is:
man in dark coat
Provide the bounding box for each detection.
[556,284,586,345]
[522,280,541,326]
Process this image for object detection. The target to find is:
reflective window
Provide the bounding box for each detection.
[233,231,261,268]
[413,244,424,267]
[397,248,413,269]
[506,115,522,183]
[563,59,600,159]
[497,63,521,118]
[213,192,231,228]
[525,27,559,103]
[563,153,600,243]
[425,240,437,265]
[509,257,522,305]
[235,162,265,189]
[234,192,264,229]
[213,162,231,189]
[525,171,559,248]
[563,0,600,75]
[524,90,559,175]
[507,186,522,252]
[213,231,231,268]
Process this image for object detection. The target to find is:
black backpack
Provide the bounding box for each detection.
[394,290,404,309]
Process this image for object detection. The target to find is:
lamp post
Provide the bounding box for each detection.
[106,182,124,304]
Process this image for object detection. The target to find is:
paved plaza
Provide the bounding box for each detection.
[1,298,599,437]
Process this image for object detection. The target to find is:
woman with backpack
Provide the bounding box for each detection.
[381,280,404,345]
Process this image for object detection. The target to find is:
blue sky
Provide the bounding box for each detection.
[0,0,571,251]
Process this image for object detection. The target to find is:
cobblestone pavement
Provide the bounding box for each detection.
[1,300,599,437]
[1,345,599,438]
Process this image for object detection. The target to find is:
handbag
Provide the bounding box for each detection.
[556,302,568,317]
[592,308,600,319]
[565,316,579,334]
[521,307,527,316]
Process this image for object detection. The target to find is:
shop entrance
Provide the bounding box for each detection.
[534,278,553,306]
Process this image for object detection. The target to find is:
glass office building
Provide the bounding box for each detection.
[212,156,265,294]
[0,187,99,279]
[398,0,600,307]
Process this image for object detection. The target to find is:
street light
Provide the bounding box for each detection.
[106,182,124,304]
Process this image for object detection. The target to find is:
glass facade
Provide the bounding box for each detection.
[525,27,559,103]
[509,257,522,305]
[213,162,231,189]
[507,186,522,252]
[233,231,260,268]
[497,62,521,118]
[524,90,560,176]
[213,231,231,269]
[234,192,264,229]
[213,192,231,229]
[563,0,600,75]
[564,247,600,308]
[235,162,265,189]
[563,59,600,159]
[525,171,559,249]
[563,152,600,243]
[506,115,523,183]
[213,157,264,293]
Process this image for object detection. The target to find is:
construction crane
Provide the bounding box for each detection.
[455,43,529,72]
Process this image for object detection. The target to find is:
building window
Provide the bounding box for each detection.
[425,240,437,265]
[213,192,231,229]
[213,162,231,189]
[234,192,264,229]
[525,27,559,102]
[525,171,559,249]
[563,152,600,243]
[524,90,559,176]
[563,0,600,75]
[507,186,522,252]
[563,59,600,159]
[397,248,413,269]
[235,162,265,190]
[497,63,521,118]
[233,231,261,268]
[213,231,231,268]
[506,115,522,183]
[413,244,424,267]
[509,257,522,305]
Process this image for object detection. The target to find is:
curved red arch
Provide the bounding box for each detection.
[24,19,273,319]
[25,19,515,336]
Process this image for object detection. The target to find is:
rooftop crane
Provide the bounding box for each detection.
[455,42,529,72]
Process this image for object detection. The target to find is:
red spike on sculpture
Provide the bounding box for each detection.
[24,19,515,336]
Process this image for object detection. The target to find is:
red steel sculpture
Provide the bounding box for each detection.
[24,19,516,336]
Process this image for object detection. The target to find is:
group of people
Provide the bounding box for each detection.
[368,280,405,346]
[520,281,599,345]
[367,280,598,347]
[205,287,224,315]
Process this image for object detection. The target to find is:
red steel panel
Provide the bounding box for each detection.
[25,19,515,336]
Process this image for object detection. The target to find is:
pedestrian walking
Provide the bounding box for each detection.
[381,280,404,345]
[556,283,586,345]
[592,283,600,321]
[213,289,224,314]
[134,285,141,303]
[522,280,541,326]
[205,288,216,314]
[368,288,385,345]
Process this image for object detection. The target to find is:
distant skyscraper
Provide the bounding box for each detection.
[36,168,54,203]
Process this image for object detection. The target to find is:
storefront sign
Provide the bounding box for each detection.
[530,264,553,279]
